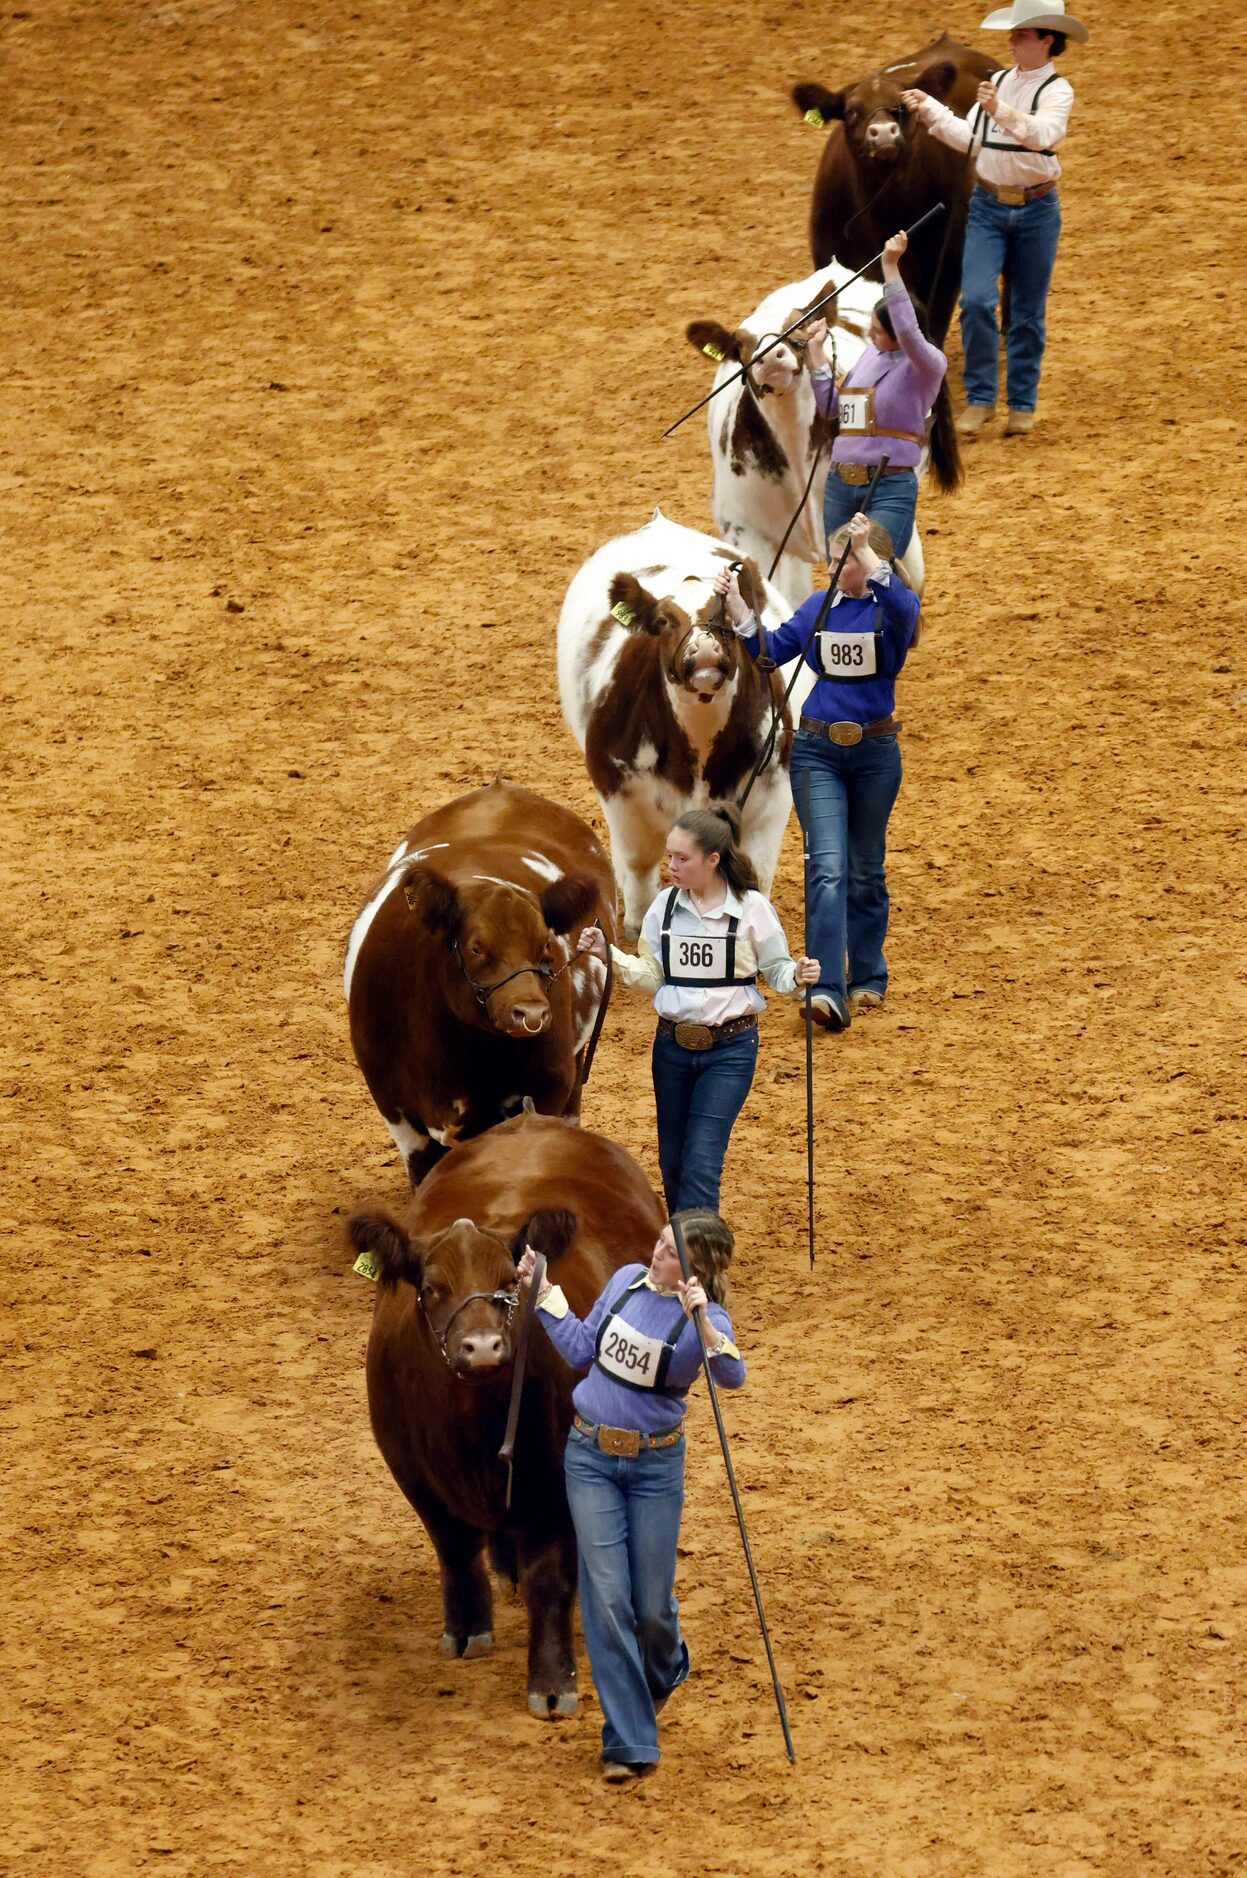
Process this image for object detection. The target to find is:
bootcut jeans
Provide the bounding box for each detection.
[651,1022,758,1214]
[564,1425,690,1768]
[959,183,1062,413]
[790,726,903,1013]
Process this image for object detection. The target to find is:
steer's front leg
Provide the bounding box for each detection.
[515,1526,579,1719]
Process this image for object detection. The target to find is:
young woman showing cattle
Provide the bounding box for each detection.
[901,1,1089,438]
[808,228,960,561]
[578,806,818,1213]
[516,1210,743,1783]
[714,511,920,1032]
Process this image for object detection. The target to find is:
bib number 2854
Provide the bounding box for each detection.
[602,1329,652,1376]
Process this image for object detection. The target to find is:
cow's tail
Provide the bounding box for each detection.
[927,374,963,493]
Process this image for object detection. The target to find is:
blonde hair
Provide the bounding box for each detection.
[828,518,912,587]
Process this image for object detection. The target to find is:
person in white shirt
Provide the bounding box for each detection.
[901,0,1089,437]
[579,805,817,1213]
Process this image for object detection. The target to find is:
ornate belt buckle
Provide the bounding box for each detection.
[829,721,864,746]
[673,1022,714,1051]
[839,463,868,486]
[1000,184,1026,206]
[598,1425,641,1458]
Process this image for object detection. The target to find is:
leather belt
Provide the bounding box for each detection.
[834,462,912,485]
[573,1413,683,1457]
[657,1011,759,1052]
[976,177,1058,206]
[800,713,900,746]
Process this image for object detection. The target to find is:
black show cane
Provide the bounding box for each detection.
[664,203,945,438]
[669,1214,796,1764]
[797,773,817,1271]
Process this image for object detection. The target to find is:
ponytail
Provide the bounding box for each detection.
[873,292,963,495]
[673,804,759,896]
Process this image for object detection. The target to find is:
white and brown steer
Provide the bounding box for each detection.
[557,510,798,938]
[687,261,925,609]
[344,779,615,1187]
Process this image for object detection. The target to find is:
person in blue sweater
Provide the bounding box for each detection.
[714,510,921,1030]
[517,1210,744,1784]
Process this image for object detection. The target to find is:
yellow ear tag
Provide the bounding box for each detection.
[402,880,420,910]
[610,601,635,626]
[803,108,825,128]
[702,341,726,363]
[353,1249,382,1283]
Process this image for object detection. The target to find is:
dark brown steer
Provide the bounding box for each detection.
[793,33,995,341]
[345,779,616,1187]
[350,1109,665,1717]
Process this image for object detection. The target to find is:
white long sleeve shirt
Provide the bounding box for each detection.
[611,883,804,1027]
[915,62,1074,190]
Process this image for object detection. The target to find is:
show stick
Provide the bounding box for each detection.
[499,1249,546,1509]
[797,772,817,1271]
[669,1215,796,1765]
[663,203,945,438]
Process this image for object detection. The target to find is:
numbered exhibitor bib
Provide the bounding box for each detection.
[838,386,873,434]
[593,1277,687,1395]
[817,630,878,676]
[659,888,758,988]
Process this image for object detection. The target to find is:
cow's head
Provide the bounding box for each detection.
[400,867,598,1039]
[349,1207,579,1380]
[686,319,809,401]
[607,559,769,705]
[793,61,957,165]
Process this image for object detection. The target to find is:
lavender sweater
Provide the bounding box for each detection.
[818,279,947,470]
[537,1262,745,1435]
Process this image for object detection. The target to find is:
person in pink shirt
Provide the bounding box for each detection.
[808,229,960,559]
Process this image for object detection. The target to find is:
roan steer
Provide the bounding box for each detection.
[345,779,615,1186]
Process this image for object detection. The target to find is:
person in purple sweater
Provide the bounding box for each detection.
[516,1209,744,1784]
[808,229,960,559]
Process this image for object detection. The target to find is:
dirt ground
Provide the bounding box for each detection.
[2,1,1246,1872]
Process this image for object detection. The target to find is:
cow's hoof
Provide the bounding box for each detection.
[439,1629,493,1659]
[528,1689,578,1720]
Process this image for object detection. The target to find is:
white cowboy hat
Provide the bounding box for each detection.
[980,0,1089,41]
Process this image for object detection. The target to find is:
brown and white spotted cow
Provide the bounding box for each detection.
[793,32,995,341]
[685,262,925,609]
[557,510,798,938]
[350,1108,664,1717]
[344,780,615,1186]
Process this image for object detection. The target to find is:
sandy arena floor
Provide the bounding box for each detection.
[2,1,1245,1872]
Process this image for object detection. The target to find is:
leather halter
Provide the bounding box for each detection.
[421,1281,519,1371]
[453,939,562,1009]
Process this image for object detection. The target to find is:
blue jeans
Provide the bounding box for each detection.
[959,184,1062,413]
[823,466,918,560]
[790,728,902,1007]
[652,1024,757,1214]
[564,1427,689,1766]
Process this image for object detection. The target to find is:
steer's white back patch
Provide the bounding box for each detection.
[344,870,403,1002]
[519,851,562,885]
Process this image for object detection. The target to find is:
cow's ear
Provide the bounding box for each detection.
[734,557,769,621]
[792,81,845,124]
[510,1208,578,1266]
[607,572,663,636]
[401,865,461,938]
[540,874,597,936]
[348,1210,422,1287]
[686,320,741,367]
[912,60,957,103]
